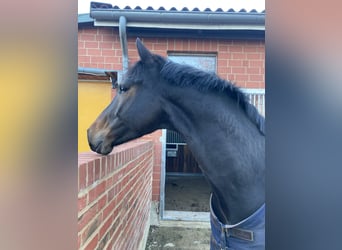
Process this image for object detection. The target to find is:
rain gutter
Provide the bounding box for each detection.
[90,9,264,31]
[78,67,118,88]
[78,67,110,75]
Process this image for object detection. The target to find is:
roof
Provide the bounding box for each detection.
[78,13,93,25]
[80,2,265,40]
[89,2,265,14]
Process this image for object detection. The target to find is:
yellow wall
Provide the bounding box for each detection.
[78,81,112,152]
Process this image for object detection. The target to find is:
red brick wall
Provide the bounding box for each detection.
[78,27,265,88]
[78,26,265,202]
[78,140,153,250]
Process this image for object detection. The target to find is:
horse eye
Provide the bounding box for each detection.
[119,86,129,93]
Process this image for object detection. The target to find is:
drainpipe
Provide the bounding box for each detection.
[119,16,128,83]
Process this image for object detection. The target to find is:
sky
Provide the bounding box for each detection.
[78,0,265,14]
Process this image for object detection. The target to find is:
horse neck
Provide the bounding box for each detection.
[163,87,265,224]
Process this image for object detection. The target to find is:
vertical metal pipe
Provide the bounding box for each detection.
[119,16,128,82]
[160,129,167,220]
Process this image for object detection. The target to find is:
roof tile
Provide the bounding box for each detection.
[89,2,265,13]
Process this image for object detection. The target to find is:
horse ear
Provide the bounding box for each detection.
[136,38,153,62]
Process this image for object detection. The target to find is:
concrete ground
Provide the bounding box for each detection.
[145,202,211,250]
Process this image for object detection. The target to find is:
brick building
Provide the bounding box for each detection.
[78,3,265,222]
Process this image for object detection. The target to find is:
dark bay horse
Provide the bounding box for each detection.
[87,38,265,249]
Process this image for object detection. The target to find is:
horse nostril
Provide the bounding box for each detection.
[87,129,103,152]
[89,143,96,151]
[88,140,99,152]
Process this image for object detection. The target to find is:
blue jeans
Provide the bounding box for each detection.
[210,195,265,250]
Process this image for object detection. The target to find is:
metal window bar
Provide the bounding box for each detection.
[166,130,186,144]
[242,88,265,117]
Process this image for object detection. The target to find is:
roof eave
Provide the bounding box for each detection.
[89,9,264,31]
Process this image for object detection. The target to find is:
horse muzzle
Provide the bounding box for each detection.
[87,128,113,155]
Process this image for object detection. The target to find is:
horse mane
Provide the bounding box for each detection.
[160,61,265,135]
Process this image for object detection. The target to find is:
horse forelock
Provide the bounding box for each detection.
[124,54,166,83]
[160,61,265,135]
[124,61,144,83]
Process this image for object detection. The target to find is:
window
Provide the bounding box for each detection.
[168,54,216,73]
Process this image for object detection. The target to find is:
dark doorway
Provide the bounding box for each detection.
[164,130,211,213]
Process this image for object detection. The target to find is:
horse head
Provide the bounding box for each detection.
[87,38,167,155]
